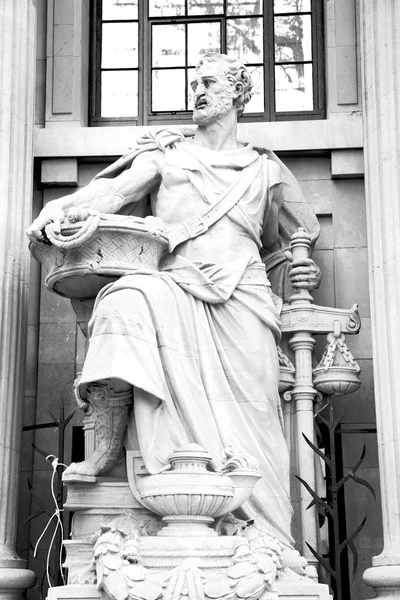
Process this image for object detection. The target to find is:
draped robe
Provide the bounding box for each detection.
[78,135,319,548]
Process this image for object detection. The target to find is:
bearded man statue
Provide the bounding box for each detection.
[27,53,321,550]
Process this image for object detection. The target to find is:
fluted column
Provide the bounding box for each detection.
[0,0,37,597]
[359,1,400,598]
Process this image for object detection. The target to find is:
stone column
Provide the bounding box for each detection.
[359,1,400,598]
[287,229,318,573]
[0,1,37,598]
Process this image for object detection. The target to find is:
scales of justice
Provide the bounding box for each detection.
[29,54,361,600]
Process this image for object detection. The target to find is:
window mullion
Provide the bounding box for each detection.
[142,0,150,126]
[312,0,325,114]
[93,0,102,122]
[265,0,274,121]
[185,23,188,110]
[222,0,227,53]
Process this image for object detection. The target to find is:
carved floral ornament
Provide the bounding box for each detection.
[90,513,308,600]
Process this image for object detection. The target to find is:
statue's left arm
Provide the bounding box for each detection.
[261,174,321,300]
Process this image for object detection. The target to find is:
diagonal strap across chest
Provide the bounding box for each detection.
[167,156,263,252]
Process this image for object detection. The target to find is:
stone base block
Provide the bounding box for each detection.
[140,534,237,574]
[47,581,331,600]
[63,541,95,586]
[277,581,331,599]
[0,567,36,600]
[64,479,143,512]
[363,564,400,599]
[47,585,100,600]
[59,481,332,600]
[64,478,158,541]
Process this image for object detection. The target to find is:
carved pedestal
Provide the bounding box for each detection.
[54,481,332,600]
[62,479,158,585]
[53,447,331,600]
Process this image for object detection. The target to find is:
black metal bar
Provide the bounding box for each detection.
[334,419,351,599]
[23,422,58,431]
[275,60,313,65]
[338,427,377,434]
[328,404,341,600]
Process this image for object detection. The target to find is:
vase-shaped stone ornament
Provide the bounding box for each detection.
[131,444,261,537]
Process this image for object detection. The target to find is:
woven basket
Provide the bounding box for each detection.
[30,215,169,299]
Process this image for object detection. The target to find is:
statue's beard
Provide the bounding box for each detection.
[192,92,234,124]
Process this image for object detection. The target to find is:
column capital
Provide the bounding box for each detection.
[289,334,316,353]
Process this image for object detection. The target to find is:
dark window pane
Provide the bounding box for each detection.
[274,15,312,63]
[102,22,138,68]
[101,70,138,116]
[227,0,262,16]
[152,69,186,111]
[274,0,311,13]
[227,17,263,63]
[275,63,313,111]
[188,0,223,15]
[152,24,185,67]
[149,0,185,16]
[102,0,137,20]
[187,22,221,66]
[246,65,264,112]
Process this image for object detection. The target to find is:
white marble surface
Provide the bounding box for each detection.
[360,0,400,596]
[0,0,37,596]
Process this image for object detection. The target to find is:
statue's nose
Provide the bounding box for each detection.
[196,82,207,96]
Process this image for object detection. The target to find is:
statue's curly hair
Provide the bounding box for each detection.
[196,53,253,118]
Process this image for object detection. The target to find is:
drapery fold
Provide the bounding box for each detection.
[79,258,293,546]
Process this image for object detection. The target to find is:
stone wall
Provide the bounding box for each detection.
[288,154,380,600]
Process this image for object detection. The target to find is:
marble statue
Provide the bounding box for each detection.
[27,53,321,551]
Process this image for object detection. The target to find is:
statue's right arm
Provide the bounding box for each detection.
[27,151,162,242]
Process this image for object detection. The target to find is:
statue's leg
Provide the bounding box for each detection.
[64,378,132,477]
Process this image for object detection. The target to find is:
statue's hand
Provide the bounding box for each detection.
[286,252,322,292]
[67,207,90,223]
[26,206,65,243]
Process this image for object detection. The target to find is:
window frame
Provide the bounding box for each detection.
[90,0,325,127]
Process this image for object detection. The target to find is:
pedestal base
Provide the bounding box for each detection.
[0,567,36,600]
[363,564,400,599]
[60,479,331,600]
[61,532,331,600]
[47,581,331,600]
[276,581,331,599]
[48,585,100,600]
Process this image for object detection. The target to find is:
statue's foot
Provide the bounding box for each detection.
[63,447,120,478]
[63,460,100,478]
[64,382,132,481]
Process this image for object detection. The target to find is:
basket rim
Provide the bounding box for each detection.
[53,217,170,244]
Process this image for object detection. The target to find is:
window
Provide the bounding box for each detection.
[90,0,325,125]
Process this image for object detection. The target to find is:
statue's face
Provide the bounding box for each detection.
[190,62,237,125]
